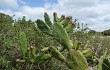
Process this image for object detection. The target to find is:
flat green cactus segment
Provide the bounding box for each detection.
[53,22,72,49]
[53,12,59,22]
[36,19,51,34]
[50,46,66,62]
[98,50,107,70]
[19,32,27,56]
[102,58,110,70]
[36,54,52,64]
[72,40,80,50]
[44,12,52,27]
[67,49,88,70]
[82,49,94,57]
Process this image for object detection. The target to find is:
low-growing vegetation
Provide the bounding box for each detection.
[0,12,110,70]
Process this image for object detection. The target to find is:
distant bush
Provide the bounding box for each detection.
[102,29,110,36]
[88,30,96,34]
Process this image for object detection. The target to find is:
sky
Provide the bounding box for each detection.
[0,0,110,31]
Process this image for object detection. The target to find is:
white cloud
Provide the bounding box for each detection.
[103,15,110,22]
[21,6,46,16]
[20,6,46,20]
[57,0,98,8]
[0,0,19,9]
[18,0,27,5]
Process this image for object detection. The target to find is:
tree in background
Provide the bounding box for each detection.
[102,29,110,36]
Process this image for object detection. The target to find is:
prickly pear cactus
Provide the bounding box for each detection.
[18,32,52,64]
[35,12,89,70]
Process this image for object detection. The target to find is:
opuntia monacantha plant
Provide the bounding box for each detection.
[18,12,96,70]
[18,31,52,64]
[35,12,90,70]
